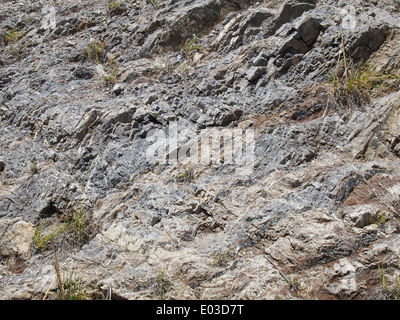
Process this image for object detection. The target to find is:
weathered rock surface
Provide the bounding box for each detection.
[0,0,400,300]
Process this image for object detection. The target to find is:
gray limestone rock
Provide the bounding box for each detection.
[0,0,400,301]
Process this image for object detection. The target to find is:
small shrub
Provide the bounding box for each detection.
[108,0,124,11]
[166,61,181,73]
[149,0,159,7]
[85,39,105,64]
[30,160,39,174]
[176,62,190,76]
[157,268,167,300]
[259,185,268,197]
[214,250,230,267]
[34,224,65,250]
[176,164,194,183]
[329,61,399,107]
[378,263,400,300]
[34,205,91,251]
[102,59,118,85]
[57,272,88,300]
[66,206,88,240]
[328,33,400,109]
[182,35,202,56]
[8,42,26,59]
[289,275,300,292]
[368,211,387,226]
[5,29,24,44]
[51,245,89,300]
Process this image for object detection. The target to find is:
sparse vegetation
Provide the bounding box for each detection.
[149,0,160,8]
[58,272,88,300]
[157,268,167,300]
[182,35,202,56]
[29,160,39,174]
[5,28,24,44]
[378,263,400,300]
[259,185,268,197]
[146,61,183,80]
[85,40,119,84]
[329,60,400,107]
[214,250,230,267]
[34,224,65,250]
[0,28,27,60]
[166,61,181,73]
[51,245,89,300]
[368,211,387,226]
[176,164,194,183]
[85,39,105,63]
[107,0,124,11]
[289,275,300,293]
[102,59,119,85]
[8,42,26,59]
[328,34,400,108]
[53,244,67,300]
[33,205,91,251]
[66,206,88,240]
[176,61,190,75]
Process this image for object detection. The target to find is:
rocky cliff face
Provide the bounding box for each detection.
[1,0,400,300]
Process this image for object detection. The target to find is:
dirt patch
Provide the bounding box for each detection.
[343,174,400,209]
[280,85,329,122]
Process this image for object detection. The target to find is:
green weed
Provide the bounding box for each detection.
[58,272,88,300]
[66,206,88,239]
[214,250,230,267]
[30,160,39,174]
[108,0,121,10]
[8,42,26,59]
[330,60,399,107]
[51,245,89,300]
[328,34,400,108]
[378,263,400,300]
[86,39,105,64]
[149,0,159,7]
[34,205,90,250]
[157,268,167,300]
[368,211,387,226]
[5,29,27,60]
[182,35,202,55]
[177,164,194,183]
[102,59,119,85]
[34,224,65,250]
[5,28,24,44]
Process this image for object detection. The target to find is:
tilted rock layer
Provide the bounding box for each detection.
[1,0,400,299]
